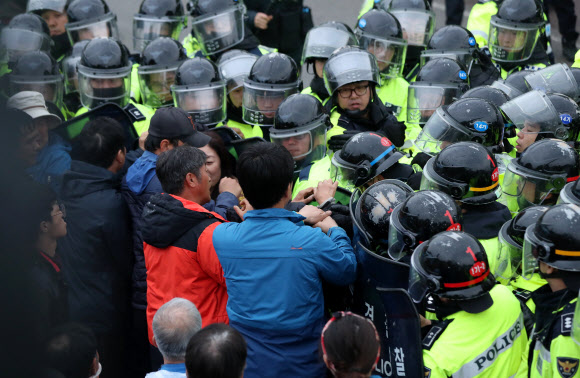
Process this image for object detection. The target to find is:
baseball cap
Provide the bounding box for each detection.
[7,91,62,129]
[148,107,211,148]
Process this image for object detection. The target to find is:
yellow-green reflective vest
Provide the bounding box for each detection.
[220,119,263,139]
[466,1,499,47]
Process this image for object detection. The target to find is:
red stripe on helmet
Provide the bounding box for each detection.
[443,270,490,288]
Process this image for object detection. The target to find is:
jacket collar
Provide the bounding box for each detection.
[244,207,306,223]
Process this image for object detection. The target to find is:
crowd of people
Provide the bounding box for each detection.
[2,0,580,377]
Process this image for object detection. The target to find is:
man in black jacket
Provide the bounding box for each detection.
[58,116,132,378]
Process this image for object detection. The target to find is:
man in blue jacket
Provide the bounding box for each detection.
[211,143,357,378]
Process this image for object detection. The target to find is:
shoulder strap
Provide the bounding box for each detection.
[124,103,146,122]
[422,319,454,350]
[513,288,533,303]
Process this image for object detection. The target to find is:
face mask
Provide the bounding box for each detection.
[51,33,72,59]
[93,86,125,100]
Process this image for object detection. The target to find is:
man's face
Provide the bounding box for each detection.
[148,71,175,103]
[183,92,221,112]
[17,83,56,103]
[91,78,123,89]
[417,91,446,121]
[228,86,244,108]
[516,121,540,153]
[198,164,212,204]
[203,13,234,37]
[281,133,311,161]
[337,81,371,112]
[41,10,68,36]
[20,128,44,166]
[256,93,285,119]
[34,117,51,148]
[314,59,326,78]
[368,43,395,72]
[498,28,526,51]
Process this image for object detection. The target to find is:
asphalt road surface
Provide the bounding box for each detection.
[109,0,579,63]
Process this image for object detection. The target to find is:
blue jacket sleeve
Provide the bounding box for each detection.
[312,226,357,286]
[204,192,239,219]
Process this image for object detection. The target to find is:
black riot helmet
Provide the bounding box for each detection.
[9,51,63,107]
[1,13,52,65]
[133,0,186,51]
[407,58,470,125]
[172,57,227,126]
[271,94,330,168]
[491,69,533,99]
[301,22,358,66]
[421,25,478,71]
[77,37,132,109]
[558,178,580,206]
[461,85,510,108]
[61,40,91,94]
[379,0,434,49]
[242,53,301,125]
[66,0,119,44]
[409,231,496,310]
[187,0,246,56]
[522,204,580,280]
[524,64,580,103]
[497,205,549,280]
[323,46,381,96]
[217,49,257,95]
[355,10,407,79]
[357,179,414,254]
[503,139,580,212]
[138,37,188,108]
[570,68,580,93]
[27,0,67,13]
[546,93,580,142]
[415,97,506,156]
[330,131,405,190]
[388,190,462,262]
[421,142,501,205]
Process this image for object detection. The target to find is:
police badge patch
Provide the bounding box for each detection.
[557,357,579,378]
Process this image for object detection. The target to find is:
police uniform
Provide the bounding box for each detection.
[75,101,153,136]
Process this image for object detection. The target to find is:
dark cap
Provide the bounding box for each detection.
[148,107,211,147]
[456,292,493,314]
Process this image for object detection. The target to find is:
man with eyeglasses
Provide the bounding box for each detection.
[322,47,406,153]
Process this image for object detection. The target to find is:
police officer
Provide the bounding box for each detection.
[421,25,500,88]
[503,139,580,213]
[301,22,358,103]
[0,13,52,68]
[491,69,533,99]
[242,52,301,140]
[27,0,71,60]
[216,49,259,137]
[133,0,186,52]
[138,37,188,109]
[185,0,262,59]
[524,64,580,102]
[378,0,435,81]
[171,57,227,129]
[409,231,527,377]
[545,93,580,145]
[60,40,90,115]
[488,0,550,78]
[388,190,462,264]
[421,142,512,277]
[323,47,406,151]
[558,175,580,205]
[460,85,511,108]
[523,204,580,377]
[65,0,119,44]
[271,94,330,182]
[76,37,153,135]
[497,205,549,334]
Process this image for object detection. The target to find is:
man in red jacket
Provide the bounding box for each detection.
[141,145,228,346]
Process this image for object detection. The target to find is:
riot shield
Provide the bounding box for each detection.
[350,188,371,249]
[355,241,410,289]
[53,103,137,152]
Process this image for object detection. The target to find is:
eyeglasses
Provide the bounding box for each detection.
[337,84,369,98]
[52,203,66,218]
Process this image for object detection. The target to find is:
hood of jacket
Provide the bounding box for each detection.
[125,150,158,195]
[61,160,118,198]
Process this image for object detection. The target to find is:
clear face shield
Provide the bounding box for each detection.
[0,28,52,64]
[524,64,580,102]
[138,64,179,108]
[302,27,358,64]
[10,74,63,107]
[61,55,81,94]
[329,154,360,192]
[323,50,381,95]
[77,64,132,109]
[270,121,327,163]
[218,54,258,94]
[390,10,435,47]
[407,84,462,125]
[387,204,416,261]
[503,163,570,212]
[521,226,544,280]
[557,182,580,205]
[490,79,524,100]
[500,91,562,136]
[408,247,439,303]
[420,50,475,73]
[132,15,186,51]
[413,107,477,156]
[242,81,299,125]
[66,13,119,44]
[190,4,245,56]
[172,81,227,126]
[496,222,520,281]
[358,34,407,79]
[489,16,542,63]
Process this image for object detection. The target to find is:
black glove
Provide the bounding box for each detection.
[328,204,353,239]
[406,172,423,191]
[328,130,359,152]
[411,152,432,169]
[378,116,406,147]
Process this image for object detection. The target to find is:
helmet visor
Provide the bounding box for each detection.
[522,226,542,280]
[390,10,435,47]
[190,5,245,56]
[242,81,299,125]
[270,121,327,162]
[407,84,462,125]
[66,13,119,44]
[491,79,523,100]
[413,107,473,155]
[500,91,561,133]
[139,66,179,108]
[497,222,520,280]
[387,204,416,261]
[420,158,467,196]
[61,55,81,94]
[27,0,66,13]
[524,64,580,102]
[172,82,227,126]
[420,50,475,73]
[0,28,52,63]
[330,154,358,191]
[489,16,542,63]
[77,64,132,109]
[132,15,186,51]
[359,34,407,78]
[10,75,63,106]
[557,182,580,205]
[302,27,358,64]
[218,54,258,93]
[323,50,380,95]
[408,249,436,303]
